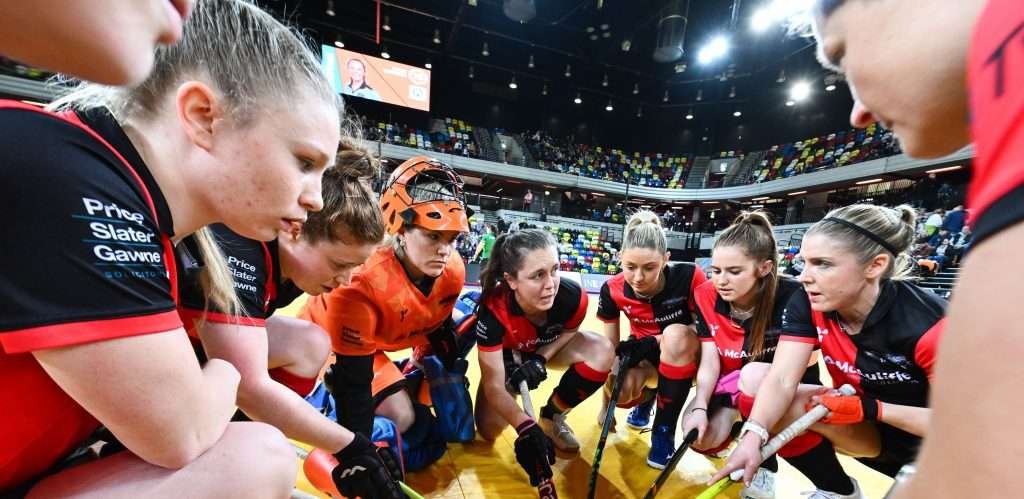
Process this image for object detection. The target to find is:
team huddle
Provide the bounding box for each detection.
[0,0,1020,498]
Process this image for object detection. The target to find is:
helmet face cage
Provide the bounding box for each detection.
[380,157,471,234]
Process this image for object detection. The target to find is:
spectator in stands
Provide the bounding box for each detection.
[941,205,966,234]
[524,189,534,212]
[473,225,497,266]
[928,229,951,248]
[948,225,973,266]
[927,239,952,271]
[342,58,381,101]
[924,209,944,236]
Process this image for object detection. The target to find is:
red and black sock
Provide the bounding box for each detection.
[540,362,609,419]
[652,361,697,431]
[780,436,854,495]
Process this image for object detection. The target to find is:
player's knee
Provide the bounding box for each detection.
[381,401,415,433]
[589,334,616,371]
[660,324,698,363]
[225,422,297,497]
[296,322,332,375]
[737,362,770,395]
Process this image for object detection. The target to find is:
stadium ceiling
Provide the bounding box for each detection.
[274,0,845,111]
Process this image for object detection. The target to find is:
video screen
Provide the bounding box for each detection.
[321,46,431,111]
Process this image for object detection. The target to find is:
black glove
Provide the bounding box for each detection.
[332,433,404,499]
[513,420,555,486]
[616,336,659,369]
[505,351,548,391]
[426,318,461,371]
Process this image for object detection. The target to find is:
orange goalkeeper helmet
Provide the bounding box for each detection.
[380,156,470,235]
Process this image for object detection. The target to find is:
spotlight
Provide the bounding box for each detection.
[425,59,432,69]
[685,109,694,120]
[663,90,670,102]
[565,64,572,77]
[785,99,795,106]
[468,65,474,79]
[776,69,786,83]
[636,106,643,118]
[573,92,582,104]
[790,80,812,102]
[528,54,535,68]
[733,110,742,117]
[729,85,736,98]
[605,100,614,112]
[482,42,489,56]
[632,83,639,95]
[333,35,344,48]
[602,74,609,87]
[382,15,391,31]
[380,45,390,59]
[325,0,335,17]
[698,35,730,65]
[696,88,703,101]
[432,28,441,45]
[509,75,518,89]
[751,7,773,32]
[541,83,548,95]
[825,84,836,92]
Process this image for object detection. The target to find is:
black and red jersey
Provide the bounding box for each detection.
[476,279,588,353]
[780,280,945,407]
[596,262,705,339]
[0,103,181,491]
[693,276,804,375]
[965,0,1024,244]
[178,224,304,333]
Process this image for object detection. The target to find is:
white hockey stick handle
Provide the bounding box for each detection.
[730,383,857,481]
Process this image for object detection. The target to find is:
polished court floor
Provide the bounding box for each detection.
[281,297,894,498]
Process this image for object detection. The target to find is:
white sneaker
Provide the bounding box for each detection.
[740,467,776,499]
[540,413,580,452]
[802,477,863,499]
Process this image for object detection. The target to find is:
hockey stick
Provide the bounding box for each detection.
[586,353,632,499]
[291,443,425,499]
[694,384,857,499]
[512,351,559,499]
[642,428,700,499]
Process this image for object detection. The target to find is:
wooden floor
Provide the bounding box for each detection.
[280,297,895,498]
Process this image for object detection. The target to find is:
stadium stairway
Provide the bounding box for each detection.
[726,151,765,187]
[473,126,500,162]
[919,264,959,299]
[684,156,711,188]
[512,133,539,169]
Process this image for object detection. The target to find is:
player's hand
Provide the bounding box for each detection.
[810,392,881,424]
[681,408,708,442]
[709,432,762,487]
[332,433,404,499]
[514,420,556,486]
[506,351,548,391]
[615,336,658,369]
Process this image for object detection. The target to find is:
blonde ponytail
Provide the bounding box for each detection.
[193,226,243,316]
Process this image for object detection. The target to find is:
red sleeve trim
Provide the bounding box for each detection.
[0,310,183,354]
[478,343,504,352]
[178,308,266,336]
[689,268,708,312]
[566,290,589,330]
[780,335,819,345]
[914,318,944,383]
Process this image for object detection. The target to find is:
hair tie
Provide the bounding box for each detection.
[822,217,900,256]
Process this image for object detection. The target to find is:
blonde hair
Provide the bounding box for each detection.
[713,211,779,360]
[622,210,667,254]
[50,0,340,316]
[806,204,918,280]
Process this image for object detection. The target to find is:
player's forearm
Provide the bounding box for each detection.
[692,354,720,409]
[485,379,531,428]
[237,376,354,453]
[748,365,801,433]
[879,403,929,437]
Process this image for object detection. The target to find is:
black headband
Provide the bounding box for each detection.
[821,217,900,256]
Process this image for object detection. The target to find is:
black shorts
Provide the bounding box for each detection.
[855,422,921,478]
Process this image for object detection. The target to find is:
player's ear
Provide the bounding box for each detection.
[503,271,517,290]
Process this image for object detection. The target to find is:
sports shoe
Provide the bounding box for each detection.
[646,424,675,469]
[626,395,655,429]
[540,412,580,453]
[740,467,776,499]
[801,477,864,499]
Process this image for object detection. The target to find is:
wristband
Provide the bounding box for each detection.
[740,421,769,445]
